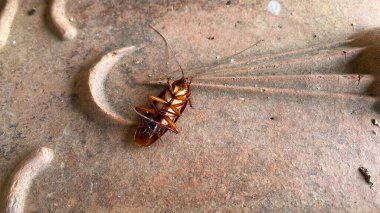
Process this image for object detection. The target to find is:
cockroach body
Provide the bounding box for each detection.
[133,25,262,147]
[134,77,192,147]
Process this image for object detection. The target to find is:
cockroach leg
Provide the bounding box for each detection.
[135,106,156,115]
[188,98,194,108]
[147,95,165,113]
[132,107,168,129]
[168,105,181,116]
[162,108,179,116]
[50,0,78,40]
[185,86,193,108]
[0,0,18,50]
[148,95,168,104]
[0,147,54,213]
[164,116,179,133]
[175,96,189,101]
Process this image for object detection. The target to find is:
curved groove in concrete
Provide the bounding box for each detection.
[50,0,77,40]
[0,147,54,213]
[0,0,18,50]
[88,46,138,126]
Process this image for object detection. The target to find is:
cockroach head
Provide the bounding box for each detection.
[182,76,192,84]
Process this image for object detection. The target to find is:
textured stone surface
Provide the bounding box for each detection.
[0,0,380,212]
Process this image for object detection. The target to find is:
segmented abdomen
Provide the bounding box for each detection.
[156,88,188,126]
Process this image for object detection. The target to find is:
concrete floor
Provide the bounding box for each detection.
[0,0,380,211]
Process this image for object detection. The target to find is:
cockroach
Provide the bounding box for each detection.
[134,76,192,147]
[134,25,192,147]
[134,25,263,147]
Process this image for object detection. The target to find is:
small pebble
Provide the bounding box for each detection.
[372,119,379,127]
[230,58,235,63]
[69,17,74,22]
[358,166,374,189]
[11,40,16,45]
[60,162,65,169]
[216,55,221,60]
[239,97,245,101]
[47,193,54,199]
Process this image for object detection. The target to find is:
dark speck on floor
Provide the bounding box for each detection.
[372,119,379,127]
[358,166,374,189]
[28,8,37,16]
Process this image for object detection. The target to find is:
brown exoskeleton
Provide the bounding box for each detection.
[134,25,263,147]
[134,77,192,147]
[134,25,192,147]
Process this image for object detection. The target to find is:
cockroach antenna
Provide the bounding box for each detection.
[227,39,265,60]
[174,38,264,78]
[148,24,186,78]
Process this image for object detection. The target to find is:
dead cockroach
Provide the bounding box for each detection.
[134,25,263,147]
[134,25,193,147]
[134,76,192,147]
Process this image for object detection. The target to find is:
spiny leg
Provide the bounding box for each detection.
[148,95,167,104]
[168,105,181,116]
[174,96,194,108]
[164,116,179,134]
[170,96,193,109]
[188,98,193,108]
[147,95,167,112]
[135,106,156,115]
[175,95,189,101]
[185,85,193,108]
[133,107,166,129]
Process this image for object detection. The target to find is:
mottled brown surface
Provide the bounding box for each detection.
[0,0,380,212]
